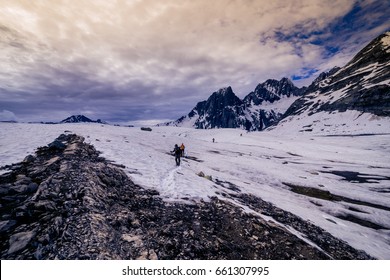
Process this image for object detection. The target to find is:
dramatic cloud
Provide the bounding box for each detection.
[0,0,389,123]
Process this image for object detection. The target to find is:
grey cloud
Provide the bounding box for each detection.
[1,0,389,123]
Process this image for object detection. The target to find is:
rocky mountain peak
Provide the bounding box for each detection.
[60,115,104,124]
[165,79,303,131]
[244,77,302,106]
[276,77,294,88]
[280,31,390,126]
[60,115,93,123]
[185,87,245,129]
[262,77,297,93]
[321,31,390,96]
[216,86,233,96]
[208,86,242,108]
[343,31,390,71]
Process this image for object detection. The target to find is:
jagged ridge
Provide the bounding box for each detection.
[60,115,105,124]
[166,32,390,131]
[165,78,303,131]
[282,31,390,120]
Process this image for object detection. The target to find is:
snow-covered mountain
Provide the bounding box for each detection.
[60,115,104,124]
[272,31,390,134]
[244,77,304,105]
[166,32,390,134]
[165,78,303,131]
[170,87,249,129]
[303,67,341,94]
[243,78,305,130]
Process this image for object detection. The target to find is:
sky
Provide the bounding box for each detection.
[0,0,389,124]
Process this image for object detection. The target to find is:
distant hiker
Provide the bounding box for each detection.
[212,138,215,143]
[180,143,185,157]
[172,144,181,166]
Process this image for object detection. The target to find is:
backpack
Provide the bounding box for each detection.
[174,147,181,156]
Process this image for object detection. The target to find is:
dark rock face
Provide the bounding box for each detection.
[304,67,341,94]
[60,115,105,124]
[241,78,305,131]
[190,87,248,129]
[60,115,94,123]
[243,109,281,131]
[282,31,390,119]
[244,78,303,106]
[168,78,303,131]
[0,134,372,259]
[338,32,390,82]
[319,85,390,116]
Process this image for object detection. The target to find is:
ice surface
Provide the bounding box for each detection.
[1,122,389,258]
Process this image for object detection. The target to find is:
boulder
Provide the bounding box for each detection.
[8,230,36,254]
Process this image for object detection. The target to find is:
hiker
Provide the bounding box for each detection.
[172,144,181,166]
[180,143,185,157]
[212,138,215,143]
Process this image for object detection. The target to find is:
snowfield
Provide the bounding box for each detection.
[1,121,390,259]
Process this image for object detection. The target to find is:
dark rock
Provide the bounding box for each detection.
[244,77,303,106]
[26,183,38,193]
[8,230,36,254]
[191,87,247,129]
[0,220,17,233]
[48,140,66,150]
[23,155,35,163]
[0,185,11,195]
[10,184,29,194]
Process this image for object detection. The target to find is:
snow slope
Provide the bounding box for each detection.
[1,122,390,259]
[270,109,390,135]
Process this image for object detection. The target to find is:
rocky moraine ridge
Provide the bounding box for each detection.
[0,134,372,259]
